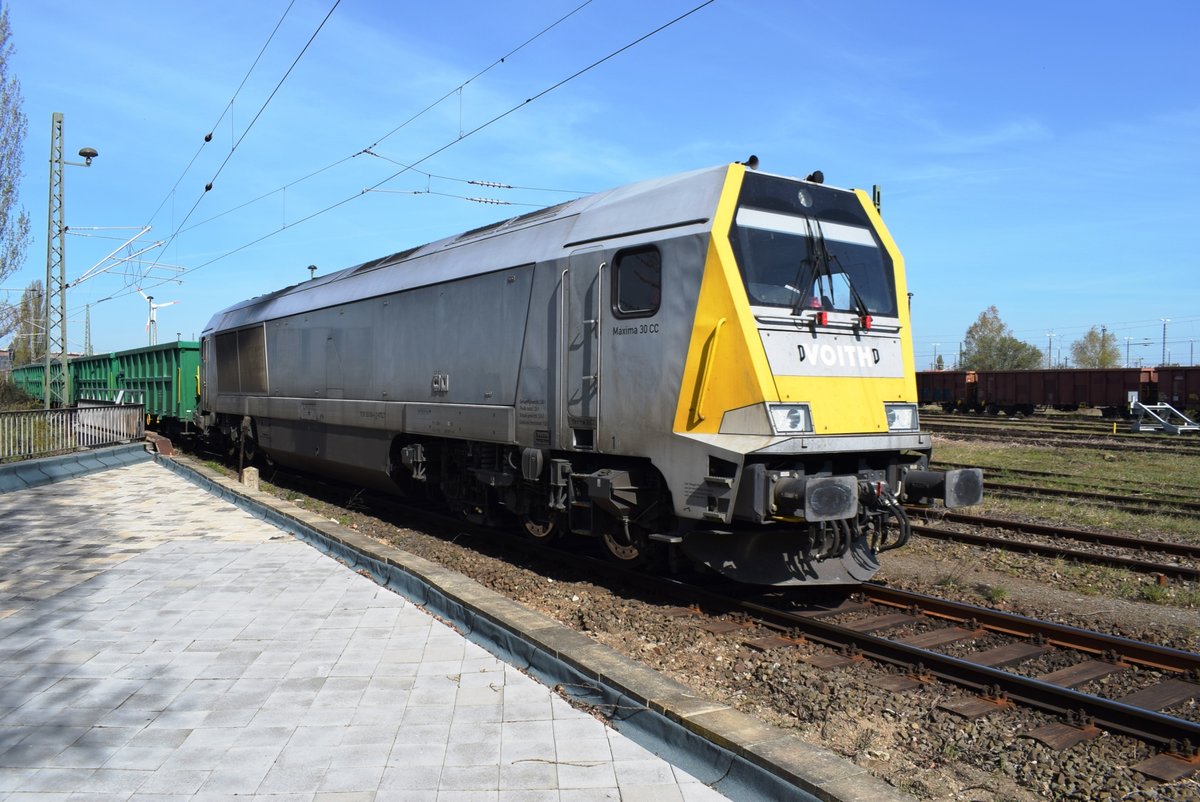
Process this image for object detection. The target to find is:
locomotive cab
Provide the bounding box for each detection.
[664,167,982,584]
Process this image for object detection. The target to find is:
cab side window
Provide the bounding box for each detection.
[612,247,661,318]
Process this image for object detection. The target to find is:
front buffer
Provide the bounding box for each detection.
[680,465,983,586]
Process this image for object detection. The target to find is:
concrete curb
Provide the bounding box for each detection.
[0,443,152,494]
[152,454,911,802]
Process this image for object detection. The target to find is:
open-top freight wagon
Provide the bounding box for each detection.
[8,342,201,431]
[917,367,1158,417]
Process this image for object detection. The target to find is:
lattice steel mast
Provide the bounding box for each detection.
[42,112,97,408]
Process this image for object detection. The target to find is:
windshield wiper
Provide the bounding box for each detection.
[789,217,827,316]
[827,252,871,317]
[811,221,872,318]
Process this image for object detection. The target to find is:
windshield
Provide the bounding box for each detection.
[731,207,898,317]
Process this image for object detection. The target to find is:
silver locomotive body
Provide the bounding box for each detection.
[198,164,979,585]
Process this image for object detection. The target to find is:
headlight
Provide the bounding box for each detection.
[768,403,813,434]
[885,403,919,432]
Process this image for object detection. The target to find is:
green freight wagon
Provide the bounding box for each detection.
[113,342,201,429]
[72,352,120,400]
[8,362,46,401]
[9,342,200,428]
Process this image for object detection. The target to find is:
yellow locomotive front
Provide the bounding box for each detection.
[673,165,981,584]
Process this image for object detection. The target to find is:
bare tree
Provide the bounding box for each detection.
[0,4,31,339]
[8,279,42,365]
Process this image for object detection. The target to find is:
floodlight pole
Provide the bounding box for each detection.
[43,113,65,409]
[42,112,97,409]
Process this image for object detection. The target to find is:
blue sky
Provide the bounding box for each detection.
[5,0,1199,367]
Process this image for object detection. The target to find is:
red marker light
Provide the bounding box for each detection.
[861,315,873,330]
[817,311,828,326]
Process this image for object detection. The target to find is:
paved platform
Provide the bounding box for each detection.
[0,458,728,800]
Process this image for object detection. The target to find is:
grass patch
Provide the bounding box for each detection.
[901,531,1200,609]
[1138,583,1170,604]
[974,495,1200,542]
[931,437,1200,542]
[932,438,1200,496]
[982,585,1010,604]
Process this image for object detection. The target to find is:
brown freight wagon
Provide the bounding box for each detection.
[916,370,976,411]
[1155,366,1200,416]
[975,368,1156,417]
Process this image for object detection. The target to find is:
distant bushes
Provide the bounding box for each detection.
[0,377,38,411]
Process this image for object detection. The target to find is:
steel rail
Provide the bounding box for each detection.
[921,416,1131,434]
[907,523,1200,582]
[914,510,1200,560]
[984,481,1200,516]
[923,425,1200,456]
[931,461,1200,504]
[859,584,1200,673]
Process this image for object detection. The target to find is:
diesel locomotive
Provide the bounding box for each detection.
[197,162,982,585]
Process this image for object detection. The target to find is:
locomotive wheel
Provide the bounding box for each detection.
[601,525,661,567]
[522,511,559,542]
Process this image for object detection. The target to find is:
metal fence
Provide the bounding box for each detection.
[0,404,145,462]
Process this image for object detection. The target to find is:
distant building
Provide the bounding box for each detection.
[0,349,11,375]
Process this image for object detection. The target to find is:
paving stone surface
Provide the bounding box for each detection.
[0,462,728,800]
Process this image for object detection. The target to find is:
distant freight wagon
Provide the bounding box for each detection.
[916,367,1162,417]
[1155,366,1200,418]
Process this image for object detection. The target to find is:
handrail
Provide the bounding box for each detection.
[0,404,145,462]
[558,268,569,447]
[689,318,726,427]
[594,261,606,452]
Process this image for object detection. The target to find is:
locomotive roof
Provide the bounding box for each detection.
[203,163,739,333]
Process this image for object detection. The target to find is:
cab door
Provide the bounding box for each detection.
[562,249,606,451]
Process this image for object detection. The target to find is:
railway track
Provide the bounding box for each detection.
[925,415,1130,435]
[982,481,1200,519]
[932,460,1200,506]
[916,417,1200,453]
[924,422,1200,456]
[658,581,1200,781]
[905,509,1200,582]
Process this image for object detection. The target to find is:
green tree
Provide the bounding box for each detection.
[7,279,42,366]
[0,4,31,339]
[960,306,1043,370]
[1070,325,1121,368]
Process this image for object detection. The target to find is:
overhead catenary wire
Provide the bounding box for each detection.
[108,0,717,304]
[177,155,358,235]
[179,154,584,239]
[165,0,598,245]
[136,0,342,287]
[202,0,342,194]
[364,0,596,153]
[143,0,300,229]
[360,148,591,195]
[364,188,544,207]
